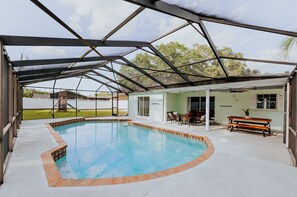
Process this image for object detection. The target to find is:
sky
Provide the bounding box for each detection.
[1,0,297,95]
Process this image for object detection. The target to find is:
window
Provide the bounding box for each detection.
[257,94,277,109]
[138,97,149,116]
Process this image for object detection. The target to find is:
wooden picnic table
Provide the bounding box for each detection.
[227,116,271,137]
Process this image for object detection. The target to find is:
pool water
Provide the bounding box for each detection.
[54,122,207,179]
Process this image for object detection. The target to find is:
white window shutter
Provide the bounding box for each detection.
[251,94,256,109]
[277,93,284,111]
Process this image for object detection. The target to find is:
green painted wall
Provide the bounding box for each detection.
[213,89,284,132]
[166,93,179,112]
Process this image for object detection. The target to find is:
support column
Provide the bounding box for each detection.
[75,90,78,117]
[95,91,98,117]
[75,76,83,117]
[111,92,114,116]
[163,92,167,123]
[8,64,13,150]
[52,80,56,119]
[286,82,290,148]
[205,89,210,131]
[19,85,23,124]
[116,92,119,116]
[127,94,129,117]
[0,39,4,184]
[13,76,18,136]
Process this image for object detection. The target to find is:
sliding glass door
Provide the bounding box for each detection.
[138,97,149,116]
[189,97,215,117]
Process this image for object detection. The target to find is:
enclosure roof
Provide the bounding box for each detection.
[137,77,288,94]
[1,0,296,93]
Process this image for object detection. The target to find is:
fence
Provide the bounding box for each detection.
[23,98,128,110]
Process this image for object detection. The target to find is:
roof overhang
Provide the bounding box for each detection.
[129,77,288,95]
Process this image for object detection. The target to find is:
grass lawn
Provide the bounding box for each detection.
[23,109,127,120]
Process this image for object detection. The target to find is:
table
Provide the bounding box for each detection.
[227,116,271,137]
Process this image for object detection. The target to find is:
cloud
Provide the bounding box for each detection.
[31,46,66,57]
[68,15,82,32]
[57,0,138,38]
[153,25,207,48]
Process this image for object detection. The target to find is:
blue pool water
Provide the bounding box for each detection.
[54,122,207,179]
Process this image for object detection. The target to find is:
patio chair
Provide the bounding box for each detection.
[167,112,175,124]
[200,115,206,125]
[180,114,190,126]
[187,111,203,126]
[172,112,180,123]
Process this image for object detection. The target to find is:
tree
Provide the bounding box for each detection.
[118,42,259,90]
[280,37,297,59]
[95,92,111,96]
[22,88,49,98]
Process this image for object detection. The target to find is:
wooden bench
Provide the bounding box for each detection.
[227,116,271,137]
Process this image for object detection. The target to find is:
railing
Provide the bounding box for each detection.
[289,127,296,137]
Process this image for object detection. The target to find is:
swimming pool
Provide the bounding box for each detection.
[54,121,207,179]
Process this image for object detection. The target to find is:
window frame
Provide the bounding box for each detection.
[138,96,150,116]
[256,94,277,110]
[189,96,215,117]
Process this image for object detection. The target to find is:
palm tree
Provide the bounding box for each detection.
[280,37,297,59]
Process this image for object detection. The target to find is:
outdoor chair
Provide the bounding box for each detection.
[172,112,179,123]
[167,112,175,124]
[200,115,206,125]
[187,111,204,126]
[180,114,190,126]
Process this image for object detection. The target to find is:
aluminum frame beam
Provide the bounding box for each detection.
[0,35,149,47]
[148,44,192,84]
[84,75,122,92]
[19,73,68,81]
[220,56,297,66]
[0,39,4,184]
[16,66,87,76]
[69,6,145,73]
[137,66,213,78]
[20,77,59,85]
[12,56,120,67]
[114,58,217,81]
[30,0,103,57]
[15,62,111,76]
[102,6,145,41]
[91,70,134,92]
[124,0,229,78]
[150,22,189,43]
[125,0,297,38]
[198,21,229,78]
[124,0,201,23]
[102,65,146,90]
[199,16,297,38]
[19,69,92,83]
[24,85,110,93]
[120,57,167,88]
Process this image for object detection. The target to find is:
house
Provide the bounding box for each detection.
[128,78,286,133]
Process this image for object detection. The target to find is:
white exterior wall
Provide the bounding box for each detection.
[128,93,164,122]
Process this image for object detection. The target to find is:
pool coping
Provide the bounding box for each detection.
[41,118,214,187]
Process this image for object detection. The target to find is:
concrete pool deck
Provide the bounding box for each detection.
[0,117,297,197]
